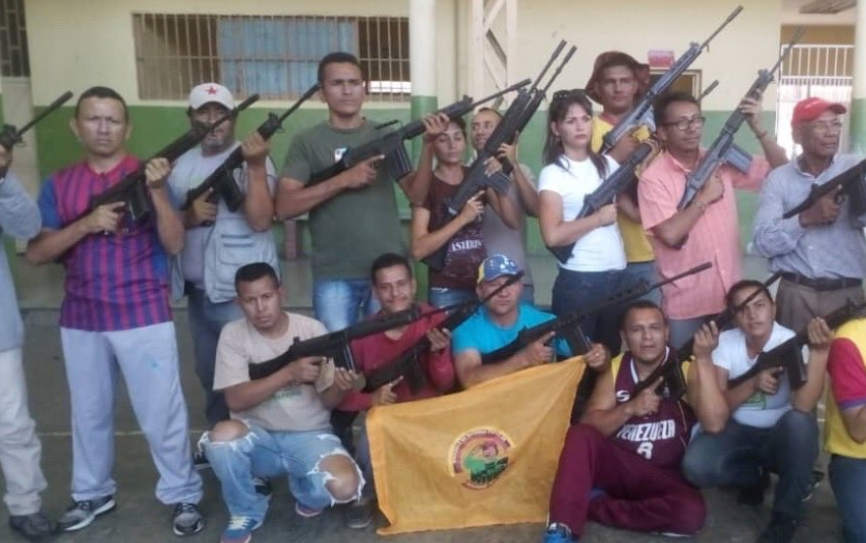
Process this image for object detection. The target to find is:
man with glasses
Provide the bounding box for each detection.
[752,97,866,332]
[638,92,787,348]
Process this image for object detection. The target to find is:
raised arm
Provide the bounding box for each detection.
[239,131,275,232]
[146,158,184,255]
[686,322,730,433]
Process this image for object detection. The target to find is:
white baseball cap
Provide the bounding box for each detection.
[188,83,235,111]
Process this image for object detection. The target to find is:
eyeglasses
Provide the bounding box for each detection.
[662,116,706,132]
[809,120,844,135]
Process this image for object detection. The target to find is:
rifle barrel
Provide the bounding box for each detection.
[700,5,743,50]
[531,40,567,90]
[12,90,74,138]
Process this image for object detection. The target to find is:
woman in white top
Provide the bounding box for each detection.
[538,90,629,353]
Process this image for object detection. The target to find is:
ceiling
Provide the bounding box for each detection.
[782,0,856,24]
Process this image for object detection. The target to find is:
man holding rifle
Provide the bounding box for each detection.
[25,87,204,535]
[542,300,707,542]
[682,280,832,543]
[752,97,866,332]
[336,252,455,529]
[203,262,365,543]
[638,91,786,348]
[166,83,277,430]
[587,51,660,304]
[276,52,429,332]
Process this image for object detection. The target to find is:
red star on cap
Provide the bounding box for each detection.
[206,85,218,95]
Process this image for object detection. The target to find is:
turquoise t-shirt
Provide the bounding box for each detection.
[452,303,573,361]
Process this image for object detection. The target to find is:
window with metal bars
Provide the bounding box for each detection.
[132,13,410,102]
[0,0,30,77]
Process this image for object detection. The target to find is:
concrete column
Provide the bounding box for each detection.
[410,0,438,158]
[851,2,866,152]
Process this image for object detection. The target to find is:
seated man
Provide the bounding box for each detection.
[337,252,455,529]
[542,300,706,542]
[451,254,608,389]
[823,317,866,543]
[202,263,366,543]
[681,279,832,543]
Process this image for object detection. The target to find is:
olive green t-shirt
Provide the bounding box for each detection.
[282,120,406,279]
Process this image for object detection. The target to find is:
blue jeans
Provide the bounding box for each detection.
[313,279,380,332]
[355,421,374,499]
[682,410,818,518]
[621,261,660,305]
[427,287,475,308]
[551,268,628,354]
[186,285,242,426]
[830,454,866,543]
[203,423,363,521]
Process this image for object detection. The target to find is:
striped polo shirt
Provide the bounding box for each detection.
[37,155,172,331]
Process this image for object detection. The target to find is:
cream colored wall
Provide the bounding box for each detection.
[24,0,412,106]
[457,0,783,112]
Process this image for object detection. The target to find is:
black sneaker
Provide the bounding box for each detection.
[58,495,116,532]
[252,476,272,497]
[172,503,204,536]
[737,470,770,506]
[757,512,798,543]
[346,497,374,529]
[193,448,210,471]
[9,511,57,541]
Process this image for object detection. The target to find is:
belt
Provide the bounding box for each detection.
[780,272,862,292]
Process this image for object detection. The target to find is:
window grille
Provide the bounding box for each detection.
[133,13,411,102]
[0,0,30,77]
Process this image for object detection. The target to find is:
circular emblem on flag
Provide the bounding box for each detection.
[448,427,512,489]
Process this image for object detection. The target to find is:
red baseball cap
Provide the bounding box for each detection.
[791,97,847,127]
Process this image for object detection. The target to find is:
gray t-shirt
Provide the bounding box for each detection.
[282,121,405,279]
[481,163,535,285]
[214,312,335,432]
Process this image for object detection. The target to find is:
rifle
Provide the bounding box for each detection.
[782,157,866,219]
[362,272,525,393]
[306,80,530,186]
[247,281,518,380]
[79,94,259,224]
[546,142,654,264]
[634,272,783,400]
[446,41,577,216]
[0,91,74,152]
[599,6,742,155]
[181,84,320,216]
[677,28,804,212]
[699,80,720,103]
[480,262,712,365]
[728,299,866,390]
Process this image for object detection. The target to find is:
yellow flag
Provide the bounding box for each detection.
[367,357,585,535]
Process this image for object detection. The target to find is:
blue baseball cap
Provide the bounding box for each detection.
[477,254,522,284]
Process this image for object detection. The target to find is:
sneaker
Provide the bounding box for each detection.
[346,497,374,529]
[543,522,574,543]
[757,512,798,543]
[294,501,324,518]
[172,503,204,536]
[737,470,770,506]
[9,511,57,541]
[58,495,116,532]
[193,448,210,471]
[252,476,272,497]
[220,516,262,543]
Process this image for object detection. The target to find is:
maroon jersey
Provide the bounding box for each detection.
[610,350,696,470]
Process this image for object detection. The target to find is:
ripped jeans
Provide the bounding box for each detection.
[202,422,364,521]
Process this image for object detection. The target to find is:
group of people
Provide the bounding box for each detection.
[0,46,865,543]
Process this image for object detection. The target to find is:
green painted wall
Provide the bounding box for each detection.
[0,92,4,126]
[850,98,866,154]
[31,104,773,255]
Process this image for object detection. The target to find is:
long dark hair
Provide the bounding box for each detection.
[543,90,607,179]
